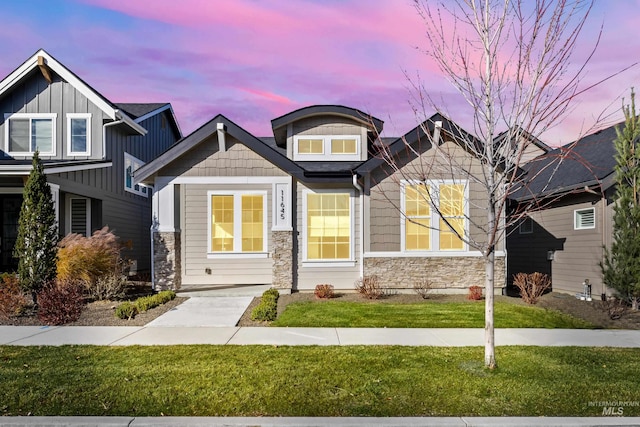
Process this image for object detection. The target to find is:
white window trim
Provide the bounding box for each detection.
[574,207,596,230]
[302,188,356,265]
[66,113,91,156]
[65,195,91,236]
[124,152,148,197]
[4,113,57,156]
[519,217,533,234]
[207,190,268,258]
[400,179,469,253]
[293,135,361,161]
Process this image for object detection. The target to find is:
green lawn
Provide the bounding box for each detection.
[1,345,638,417]
[272,300,594,328]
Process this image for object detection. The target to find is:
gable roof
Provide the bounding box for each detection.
[509,122,620,201]
[135,114,308,183]
[356,113,480,175]
[271,105,384,147]
[116,103,182,139]
[494,126,552,154]
[0,49,146,135]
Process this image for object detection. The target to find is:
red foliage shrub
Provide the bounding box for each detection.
[0,273,31,319]
[37,280,85,325]
[467,285,483,301]
[314,284,335,299]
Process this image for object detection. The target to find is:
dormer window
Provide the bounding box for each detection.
[293,135,360,161]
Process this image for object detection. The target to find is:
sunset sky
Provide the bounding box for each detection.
[1,0,638,145]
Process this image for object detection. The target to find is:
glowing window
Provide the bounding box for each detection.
[307,193,351,260]
[297,138,324,154]
[331,138,357,154]
[404,185,430,251]
[210,193,265,253]
[439,184,465,250]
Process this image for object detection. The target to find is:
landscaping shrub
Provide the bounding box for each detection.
[512,272,551,304]
[467,285,483,301]
[355,275,383,299]
[602,297,627,320]
[115,301,138,320]
[251,288,279,321]
[56,226,127,300]
[0,273,31,319]
[37,280,85,325]
[413,279,434,299]
[314,284,335,299]
[114,290,176,320]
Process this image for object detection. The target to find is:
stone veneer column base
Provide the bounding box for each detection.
[272,230,293,292]
[153,231,182,291]
[364,256,505,290]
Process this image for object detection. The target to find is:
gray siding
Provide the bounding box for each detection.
[159,136,288,178]
[0,71,107,160]
[287,116,369,161]
[180,183,274,286]
[507,194,609,295]
[368,140,501,253]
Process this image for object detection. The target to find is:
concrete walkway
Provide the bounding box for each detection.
[2,325,640,346]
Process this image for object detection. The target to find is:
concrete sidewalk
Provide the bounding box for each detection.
[2,325,640,346]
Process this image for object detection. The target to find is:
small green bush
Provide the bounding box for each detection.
[251,288,279,321]
[115,290,176,320]
[115,301,138,320]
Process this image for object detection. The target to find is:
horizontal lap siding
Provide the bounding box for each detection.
[507,196,607,294]
[181,183,274,286]
[368,141,497,253]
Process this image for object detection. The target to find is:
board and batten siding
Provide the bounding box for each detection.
[180,183,274,286]
[295,182,361,290]
[507,194,609,295]
[0,72,107,160]
[368,140,500,253]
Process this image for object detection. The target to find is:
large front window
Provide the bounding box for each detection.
[5,113,56,155]
[306,192,351,260]
[402,181,466,252]
[209,192,266,254]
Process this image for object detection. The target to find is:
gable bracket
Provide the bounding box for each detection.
[37,56,53,84]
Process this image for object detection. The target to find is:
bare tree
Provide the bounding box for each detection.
[377,0,608,369]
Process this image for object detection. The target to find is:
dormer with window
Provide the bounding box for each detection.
[271,105,383,163]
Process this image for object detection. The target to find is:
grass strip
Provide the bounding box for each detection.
[272,301,594,328]
[1,345,637,417]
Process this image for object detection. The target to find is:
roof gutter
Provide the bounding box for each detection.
[115,109,148,136]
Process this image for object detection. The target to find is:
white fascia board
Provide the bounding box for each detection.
[134,104,182,137]
[115,110,148,136]
[162,176,292,185]
[0,50,118,121]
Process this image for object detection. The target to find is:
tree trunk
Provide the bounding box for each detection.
[485,248,496,369]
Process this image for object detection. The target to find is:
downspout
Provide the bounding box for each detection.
[352,174,364,279]
[147,184,156,291]
[601,193,606,298]
[102,119,124,160]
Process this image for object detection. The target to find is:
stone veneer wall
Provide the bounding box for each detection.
[364,256,506,290]
[272,230,293,291]
[153,231,182,291]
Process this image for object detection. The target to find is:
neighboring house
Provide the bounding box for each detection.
[135,105,506,292]
[0,49,181,274]
[507,123,619,296]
